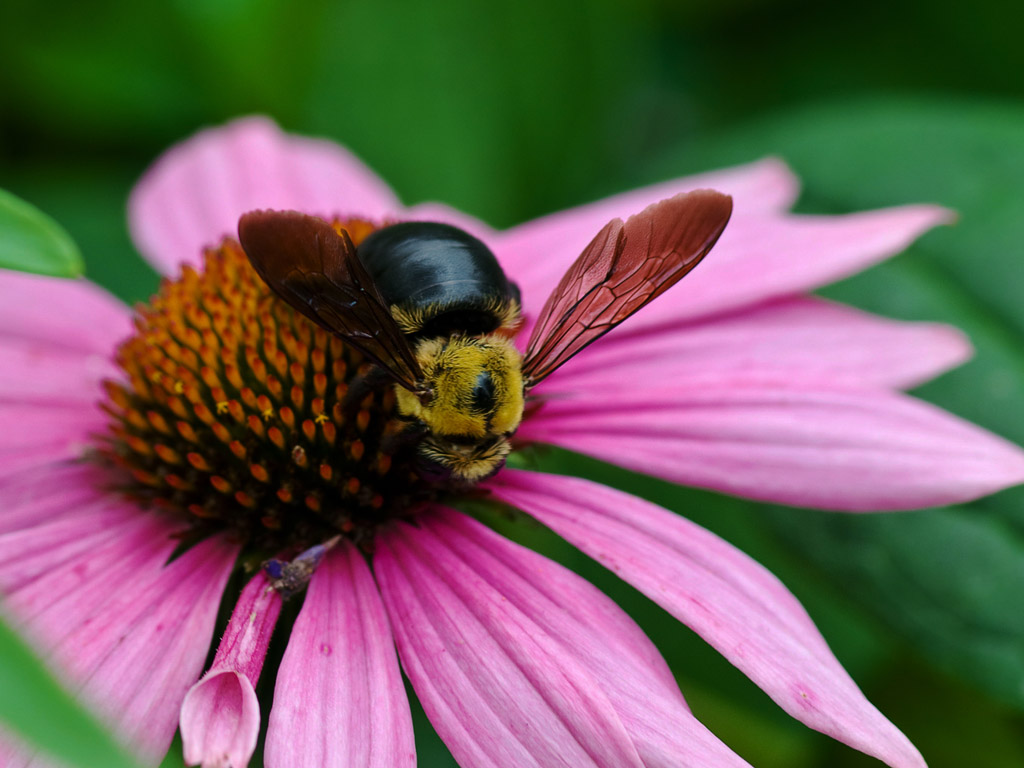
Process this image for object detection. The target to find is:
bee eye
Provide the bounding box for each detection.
[471,371,496,413]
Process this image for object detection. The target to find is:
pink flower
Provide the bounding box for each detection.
[2,116,1022,768]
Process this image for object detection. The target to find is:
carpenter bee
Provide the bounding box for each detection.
[238,189,732,484]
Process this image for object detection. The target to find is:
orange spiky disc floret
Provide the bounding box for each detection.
[98,223,427,551]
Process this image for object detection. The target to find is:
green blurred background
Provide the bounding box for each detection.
[3,0,1024,766]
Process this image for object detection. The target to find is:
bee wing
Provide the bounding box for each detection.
[522,189,733,384]
[238,210,424,391]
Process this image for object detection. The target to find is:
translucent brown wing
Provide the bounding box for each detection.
[238,210,424,391]
[522,189,733,384]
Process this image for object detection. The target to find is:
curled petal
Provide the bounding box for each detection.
[128,116,402,276]
[181,673,259,768]
[375,516,647,768]
[181,572,282,768]
[542,296,971,392]
[487,469,926,768]
[265,542,413,768]
[519,378,1024,511]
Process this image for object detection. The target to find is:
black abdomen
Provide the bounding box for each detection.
[356,222,519,338]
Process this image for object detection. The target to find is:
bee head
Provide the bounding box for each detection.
[399,335,524,436]
[395,335,524,483]
[415,433,513,484]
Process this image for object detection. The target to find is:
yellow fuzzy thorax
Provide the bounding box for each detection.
[390,297,523,336]
[394,335,524,438]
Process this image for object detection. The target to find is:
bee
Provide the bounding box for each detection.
[238,189,732,484]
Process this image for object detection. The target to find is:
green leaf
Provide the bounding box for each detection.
[0,616,145,768]
[0,187,84,277]
[4,168,160,303]
[656,96,1024,710]
[858,657,1024,768]
[764,504,1024,707]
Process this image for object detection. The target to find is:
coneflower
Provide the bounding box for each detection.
[1,117,1021,768]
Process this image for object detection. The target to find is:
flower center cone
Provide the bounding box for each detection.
[98,224,432,554]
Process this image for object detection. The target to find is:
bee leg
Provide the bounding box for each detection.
[340,364,393,413]
[380,418,428,455]
[263,535,340,599]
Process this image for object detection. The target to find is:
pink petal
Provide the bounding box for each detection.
[0,336,118,405]
[66,535,237,763]
[0,403,106,459]
[0,403,107,487]
[6,516,181,652]
[0,462,111,535]
[512,204,951,338]
[0,271,130,354]
[409,508,754,768]
[0,729,31,768]
[129,116,402,276]
[0,497,140,593]
[620,204,954,331]
[181,674,258,768]
[488,469,926,768]
[540,296,971,393]
[494,158,797,288]
[182,572,282,768]
[205,572,281,689]
[0,450,97,486]
[375,518,647,768]
[4,531,237,765]
[519,378,1024,511]
[264,542,414,768]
